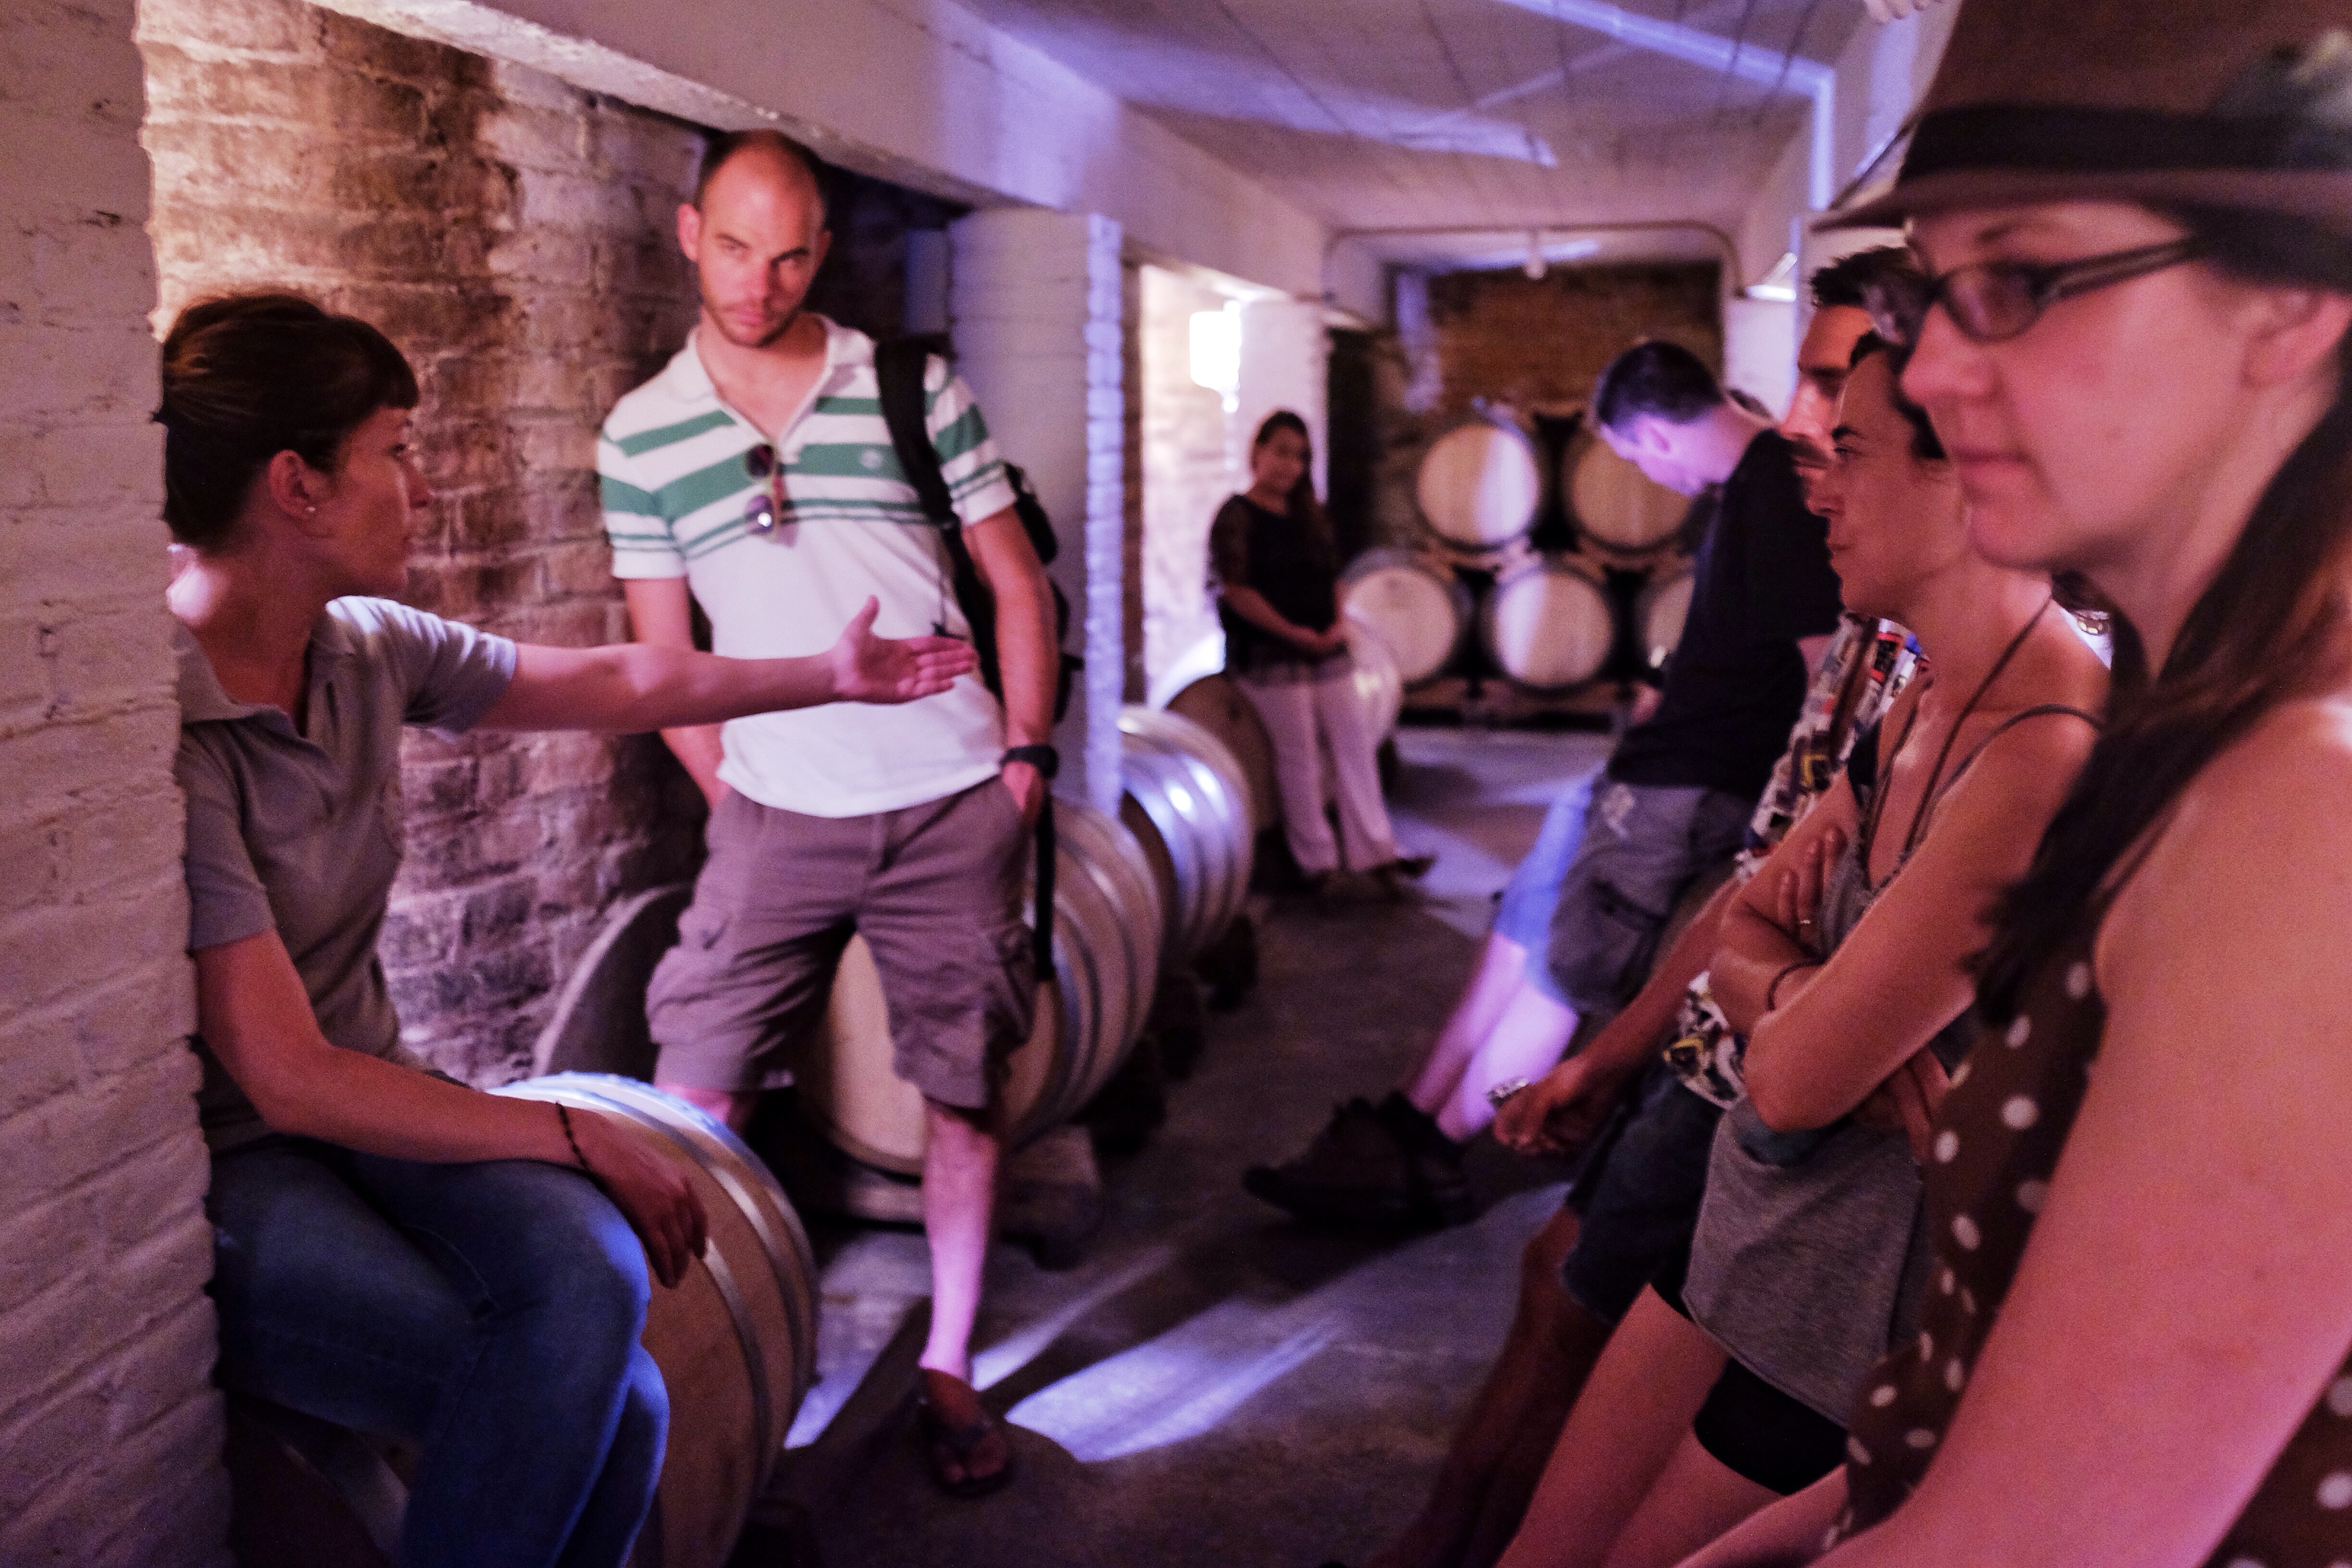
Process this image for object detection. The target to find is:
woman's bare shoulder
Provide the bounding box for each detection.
[2105,696,2352,969]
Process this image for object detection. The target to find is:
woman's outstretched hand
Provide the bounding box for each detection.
[827,597,980,704]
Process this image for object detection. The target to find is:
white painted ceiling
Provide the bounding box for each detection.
[953,0,1870,275]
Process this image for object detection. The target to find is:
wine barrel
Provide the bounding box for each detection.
[1635,563,1696,674]
[1336,548,1470,686]
[795,799,1159,1176]
[498,1075,820,1568]
[1416,419,1543,552]
[1478,554,1617,692]
[227,1078,821,1568]
[1563,427,1689,558]
[1164,673,1279,834]
[1120,706,1254,970]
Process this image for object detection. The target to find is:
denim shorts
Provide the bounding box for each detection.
[1560,1057,1725,1325]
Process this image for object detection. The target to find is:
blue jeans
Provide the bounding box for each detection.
[207,1139,665,1568]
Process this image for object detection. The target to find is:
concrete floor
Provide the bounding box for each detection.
[753,725,1613,1568]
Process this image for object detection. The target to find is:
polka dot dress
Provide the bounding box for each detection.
[1834,927,2352,1565]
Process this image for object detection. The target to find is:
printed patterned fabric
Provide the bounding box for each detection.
[1837,928,2352,1566]
[1664,617,1918,1109]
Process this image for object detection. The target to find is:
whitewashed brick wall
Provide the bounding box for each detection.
[949,208,1126,816]
[0,1,232,1561]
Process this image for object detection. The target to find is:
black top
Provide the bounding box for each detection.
[1608,429,1843,799]
[1209,494,1342,675]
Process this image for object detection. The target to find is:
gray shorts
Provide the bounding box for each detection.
[646,779,1035,1111]
[1540,778,1752,1016]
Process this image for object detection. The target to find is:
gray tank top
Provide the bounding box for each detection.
[1685,701,2097,1421]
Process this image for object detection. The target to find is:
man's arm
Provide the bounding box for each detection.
[623,576,727,810]
[962,506,1058,824]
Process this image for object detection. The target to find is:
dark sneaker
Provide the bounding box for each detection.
[1373,1091,1471,1225]
[1243,1095,1469,1229]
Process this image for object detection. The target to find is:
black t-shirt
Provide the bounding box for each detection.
[1608,429,1843,799]
[1209,494,1340,674]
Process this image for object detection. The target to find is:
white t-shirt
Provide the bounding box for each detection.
[599,319,1020,817]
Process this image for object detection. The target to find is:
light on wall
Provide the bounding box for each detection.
[1189,303,1241,411]
[1745,251,1799,303]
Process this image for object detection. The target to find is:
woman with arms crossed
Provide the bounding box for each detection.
[1686,3,2352,1565]
[168,293,974,1568]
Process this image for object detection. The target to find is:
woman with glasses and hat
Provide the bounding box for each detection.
[1682,3,2352,1566]
[163,292,973,1567]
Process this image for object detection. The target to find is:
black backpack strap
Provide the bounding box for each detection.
[881,338,1055,973]
[875,338,956,524]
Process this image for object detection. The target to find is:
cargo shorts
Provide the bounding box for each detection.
[1541,777,1751,1018]
[645,778,1036,1112]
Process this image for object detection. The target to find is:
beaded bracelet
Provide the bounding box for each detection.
[555,1102,592,1175]
[1765,959,1817,1012]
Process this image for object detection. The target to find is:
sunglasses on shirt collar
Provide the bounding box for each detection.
[742,443,784,537]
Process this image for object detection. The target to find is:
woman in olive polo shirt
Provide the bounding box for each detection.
[163,293,973,1568]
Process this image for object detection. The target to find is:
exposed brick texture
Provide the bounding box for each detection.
[139,0,710,1082]
[0,0,232,1559]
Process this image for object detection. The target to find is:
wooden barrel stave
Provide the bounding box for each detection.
[1416,420,1543,552]
[1477,554,1618,692]
[1562,427,1689,558]
[1336,548,1469,686]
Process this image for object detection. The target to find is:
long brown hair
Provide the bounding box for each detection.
[1976,207,2352,1016]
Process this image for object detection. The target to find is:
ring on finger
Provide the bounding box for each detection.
[1486,1077,1531,1110]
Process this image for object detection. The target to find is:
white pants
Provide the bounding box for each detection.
[1236,660,1399,876]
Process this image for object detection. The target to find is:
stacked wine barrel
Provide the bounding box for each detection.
[1340,409,1703,698]
[1118,706,1257,969]
[226,1075,822,1568]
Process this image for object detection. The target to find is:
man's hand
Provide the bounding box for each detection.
[1493,1053,1638,1158]
[825,597,980,703]
[1000,759,1047,828]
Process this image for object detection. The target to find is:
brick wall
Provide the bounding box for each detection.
[1363,261,1721,550]
[1,0,232,1560]
[139,0,709,1082]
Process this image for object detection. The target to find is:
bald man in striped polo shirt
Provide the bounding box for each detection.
[598,131,1055,1497]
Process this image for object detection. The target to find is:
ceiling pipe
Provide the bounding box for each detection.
[1325,218,1743,286]
[1482,0,1837,209]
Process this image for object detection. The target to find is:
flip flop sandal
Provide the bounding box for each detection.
[916,1395,1017,1499]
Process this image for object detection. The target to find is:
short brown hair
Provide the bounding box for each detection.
[157,293,418,551]
[694,129,830,221]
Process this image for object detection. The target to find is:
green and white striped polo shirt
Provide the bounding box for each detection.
[599,318,1019,817]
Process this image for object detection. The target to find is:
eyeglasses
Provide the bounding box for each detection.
[742,443,784,537]
[1874,238,2205,348]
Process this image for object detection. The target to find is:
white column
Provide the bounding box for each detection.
[949,208,1126,815]
[1236,296,1329,496]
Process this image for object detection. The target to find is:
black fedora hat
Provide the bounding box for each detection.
[1828,0,2352,233]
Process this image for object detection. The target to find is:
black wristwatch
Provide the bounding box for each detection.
[1002,743,1060,780]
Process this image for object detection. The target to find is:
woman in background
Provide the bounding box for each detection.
[1211,409,1429,897]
